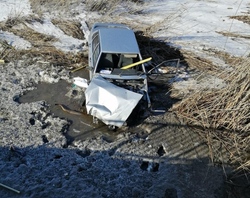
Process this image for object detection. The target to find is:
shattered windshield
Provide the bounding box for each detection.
[96,53,144,76]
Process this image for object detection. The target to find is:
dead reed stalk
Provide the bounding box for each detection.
[172,57,250,171]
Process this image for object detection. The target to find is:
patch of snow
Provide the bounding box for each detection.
[0,0,32,50]
[0,31,31,49]
[143,0,250,57]
[1,0,249,57]
[25,19,85,52]
[170,74,227,97]
[0,0,31,22]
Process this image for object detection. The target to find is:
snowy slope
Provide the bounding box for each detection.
[130,0,250,57]
[0,0,249,57]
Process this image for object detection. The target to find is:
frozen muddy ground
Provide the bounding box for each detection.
[0,60,228,198]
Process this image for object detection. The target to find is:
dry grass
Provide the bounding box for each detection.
[19,47,87,67]
[3,18,87,66]
[0,14,87,67]
[85,0,117,13]
[179,49,248,81]
[29,0,143,16]
[209,49,246,67]
[230,15,250,25]
[172,57,250,171]
[0,15,57,46]
[181,50,222,75]
[29,0,80,16]
[84,0,145,19]
[1,15,86,45]
[51,19,85,40]
[173,58,250,131]
[0,41,15,61]
[217,31,250,40]
[196,128,250,181]
[0,41,87,67]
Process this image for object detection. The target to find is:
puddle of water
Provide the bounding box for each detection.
[17,68,170,144]
[18,70,123,144]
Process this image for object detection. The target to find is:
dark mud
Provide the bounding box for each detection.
[17,61,181,147]
[18,78,124,145]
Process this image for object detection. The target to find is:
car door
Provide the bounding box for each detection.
[89,31,101,80]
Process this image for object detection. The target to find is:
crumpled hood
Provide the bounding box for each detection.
[85,75,143,127]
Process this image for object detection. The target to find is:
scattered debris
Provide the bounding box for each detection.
[0,183,20,194]
[55,104,83,116]
[70,65,87,73]
[73,77,88,88]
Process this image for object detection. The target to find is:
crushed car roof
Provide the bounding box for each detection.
[95,25,140,54]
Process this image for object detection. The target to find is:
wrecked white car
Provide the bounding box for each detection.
[84,23,152,128]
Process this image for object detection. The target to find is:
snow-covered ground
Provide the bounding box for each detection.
[0,0,31,21]
[0,0,249,197]
[145,0,250,56]
[1,0,249,57]
[1,0,248,91]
